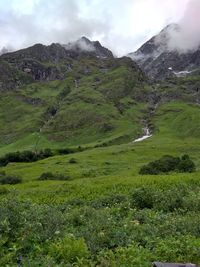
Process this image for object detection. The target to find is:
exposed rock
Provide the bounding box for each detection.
[128,24,200,80]
[63,36,114,59]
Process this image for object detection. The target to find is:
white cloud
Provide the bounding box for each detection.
[0,0,191,56]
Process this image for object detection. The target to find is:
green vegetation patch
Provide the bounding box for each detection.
[139,154,196,175]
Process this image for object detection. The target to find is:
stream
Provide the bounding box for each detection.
[133,127,152,143]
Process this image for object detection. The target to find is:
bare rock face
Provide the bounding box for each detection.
[128,24,200,80]
[0,37,114,89]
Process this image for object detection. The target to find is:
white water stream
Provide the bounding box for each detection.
[133,127,152,143]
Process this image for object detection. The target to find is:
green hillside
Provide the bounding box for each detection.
[0,53,150,154]
[0,43,200,266]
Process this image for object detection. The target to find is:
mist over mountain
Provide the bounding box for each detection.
[128,0,200,79]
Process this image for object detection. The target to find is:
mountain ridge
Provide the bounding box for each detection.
[128,24,200,80]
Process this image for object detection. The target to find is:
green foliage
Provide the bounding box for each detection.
[151,236,200,263]
[0,149,53,166]
[131,186,155,209]
[139,155,196,175]
[49,235,89,264]
[39,172,70,181]
[96,244,151,267]
[58,147,83,155]
[1,178,200,266]
[0,171,22,185]
[0,186,9,194]
[0,94,199,266]
[69,158,78,164]
[0,175,22,185]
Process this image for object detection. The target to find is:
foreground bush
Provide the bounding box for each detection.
[0,149,53,167]
[1,186,200,266]
[49,236,89,264]
[139,154,195,175]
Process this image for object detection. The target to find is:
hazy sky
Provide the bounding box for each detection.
[0,0,190,55]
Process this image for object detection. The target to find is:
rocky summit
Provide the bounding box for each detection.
[0,37,114,90]
[128,24,200,80]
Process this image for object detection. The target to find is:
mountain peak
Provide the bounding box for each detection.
[128,23,200,80]
[63,37,113,58]
[79,36,91,43]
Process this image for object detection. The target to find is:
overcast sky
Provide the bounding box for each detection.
[0,0,191,56]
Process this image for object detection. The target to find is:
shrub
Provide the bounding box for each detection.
[151,236,200,263]
[0,149,53,167]
[96,243,151,267]
[139,155,195,175]
[131,186,155,209]
[0,175,22,185]
[0,187,9,194]
[178,154,196,173]
[58,148,78,155]
[49,236,89,264]
[69,158,78,164]
[39,172,70,181]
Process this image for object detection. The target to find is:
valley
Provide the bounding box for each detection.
[0,36,200,266]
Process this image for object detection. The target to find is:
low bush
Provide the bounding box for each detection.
[49,236,89,264]
[139,154,195,175]
[69,158,78,164]
[0,149,53,167]
[131,186,155,209]
[58,146,83,155]
[0,175,22,185]
[39,172,70,181]
[0,186,9,194]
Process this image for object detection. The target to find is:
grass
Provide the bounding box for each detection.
[0,100,200,266]
[0,58,149,151]
[1,101,199,202]
[1,49,200,265]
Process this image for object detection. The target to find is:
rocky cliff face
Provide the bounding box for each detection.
[0,37,114,90]
[128,24,200,80]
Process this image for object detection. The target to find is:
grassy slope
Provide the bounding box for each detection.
[1,100,200,266]
[0,60,149,153]
[1,101,200,203]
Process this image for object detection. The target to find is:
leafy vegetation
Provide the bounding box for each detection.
[0,44,200,266]
[1,181,200,266]
[139,154,196,175]
[0,171,22,185]
[0,149,53,166]
[39,172,70,181]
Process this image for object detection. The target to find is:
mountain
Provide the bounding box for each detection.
[0,37,150,150]
[62,36,114,58]
[0,37,114,90]
[128,24,200,80]
[1,37,200,267]
[0,36,199,153]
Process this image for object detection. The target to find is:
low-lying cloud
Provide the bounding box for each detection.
[0,0,196,56]
[0,0,109,52]
[157,0,200,53]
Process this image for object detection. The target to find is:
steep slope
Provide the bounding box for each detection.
[0,37,113,89]
[129,24,200,80]
[0,39,151,151]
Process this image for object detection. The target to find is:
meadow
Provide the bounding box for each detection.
[0,101,200,266]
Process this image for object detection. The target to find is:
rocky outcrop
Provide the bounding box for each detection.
[0,37,114,88]
[128,24,200,80]
[63,36,114,59]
